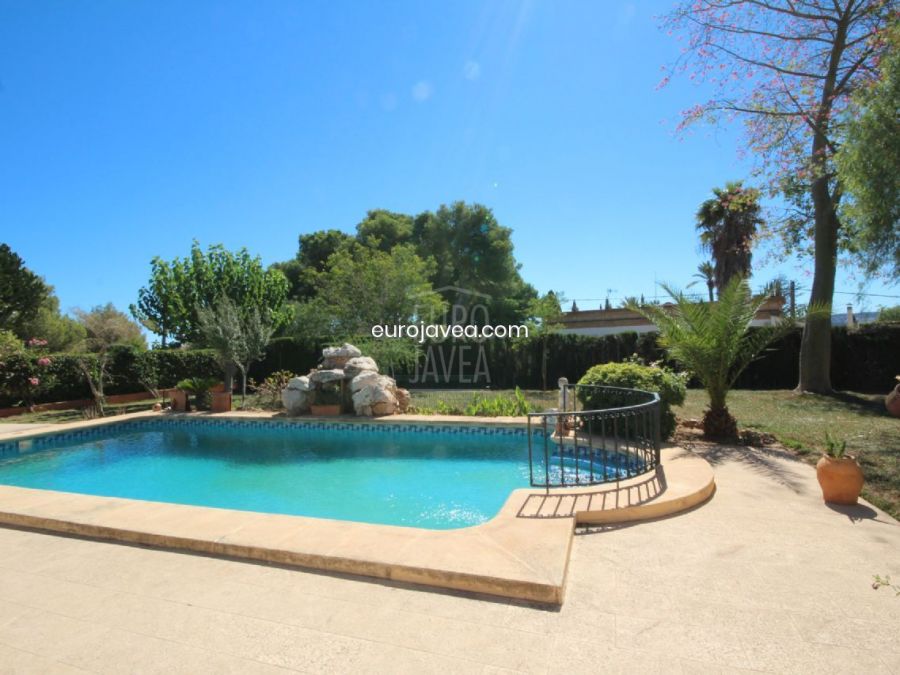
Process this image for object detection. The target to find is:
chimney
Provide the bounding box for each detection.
[846,304,856,328]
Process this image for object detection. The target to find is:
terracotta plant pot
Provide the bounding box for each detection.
[170,389,189,412]
[816,455,864,505]
[211,391,232,413]
[310,404,342,417]
[885,384,900,418]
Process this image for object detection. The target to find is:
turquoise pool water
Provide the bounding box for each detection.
[0,420,629,529]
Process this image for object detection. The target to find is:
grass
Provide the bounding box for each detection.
[677,389,900,519]
[0,399,159,424]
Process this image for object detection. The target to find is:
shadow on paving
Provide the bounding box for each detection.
[692,443,808,495]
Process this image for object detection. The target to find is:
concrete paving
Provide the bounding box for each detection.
[0,442,897,673]
[0,423,56,434]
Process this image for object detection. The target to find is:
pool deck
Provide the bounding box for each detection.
[0,412,714,605]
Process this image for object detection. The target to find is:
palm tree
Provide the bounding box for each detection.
[691,261,716,302]
[696,182,763,292]
[628,277,794,439]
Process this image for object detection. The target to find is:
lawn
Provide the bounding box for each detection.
[677,389,900,519]
[0,399,159,425]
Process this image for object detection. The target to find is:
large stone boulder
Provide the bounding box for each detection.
[322,343,362,369]
[282,376,311,416]
[343,356,378,379]
[309,369,345,386]
[352,381,399,417]
[395,387,411,413]
[350,371,393,393]
[291,344,406,417]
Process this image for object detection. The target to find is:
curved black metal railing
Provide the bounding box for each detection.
[526,383,661,489]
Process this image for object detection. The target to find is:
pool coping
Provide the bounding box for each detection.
[0,412,715,605]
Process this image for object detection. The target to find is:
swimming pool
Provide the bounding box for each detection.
[0,419,632,529]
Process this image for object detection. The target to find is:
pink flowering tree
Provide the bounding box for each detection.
[661,0,893,393]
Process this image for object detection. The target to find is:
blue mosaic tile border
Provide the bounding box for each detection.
[0,416,542,456]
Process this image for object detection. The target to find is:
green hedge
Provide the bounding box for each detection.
[387,325,899,393]
[4,325,896,407]
[0,348,221,407]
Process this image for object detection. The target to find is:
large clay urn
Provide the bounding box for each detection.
[885,379,900,418]
[816,455,864,505]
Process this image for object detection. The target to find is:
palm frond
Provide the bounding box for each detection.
[629,276,790,411]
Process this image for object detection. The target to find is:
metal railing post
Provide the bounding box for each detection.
[654,402,661,466]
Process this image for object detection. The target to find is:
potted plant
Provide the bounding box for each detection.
[209,381,233,413]
[816,432,864,505]
[885,375,900,418]
[310,385,342,416]
[175,377,219,412]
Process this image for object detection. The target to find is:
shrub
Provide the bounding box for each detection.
[576,362,686,439]
[0,338,56,409]
[176,376,219,411]
[251,370,296,409]
[463,388,532,416]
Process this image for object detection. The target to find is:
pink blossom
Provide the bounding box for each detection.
[37,357,52,366]
[28,377,40,387]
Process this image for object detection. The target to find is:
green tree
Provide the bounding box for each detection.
[835,20,900,280]
[663,0,893,394]
[274,202,537,324]
[75,303,146,352]
[74,303,146,413]
[130,256,185,348]
[294,244,445,340]
[197,296,275,404]
[132,242,290,345]
[273,229,355,300]
[0,244,49,335]
[696,183,762,292]
[412,202,537,324]
[18,291,87,352]
[356,209,413,251]
[628,277,796,439]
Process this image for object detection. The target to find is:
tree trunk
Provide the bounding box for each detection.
[796,6,848,395]
[797,178,838,394]
[238,365,248,408]
[707,281,714,303]
[223,363,236,394]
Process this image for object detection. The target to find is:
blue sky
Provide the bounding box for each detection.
[1,0,896,318]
